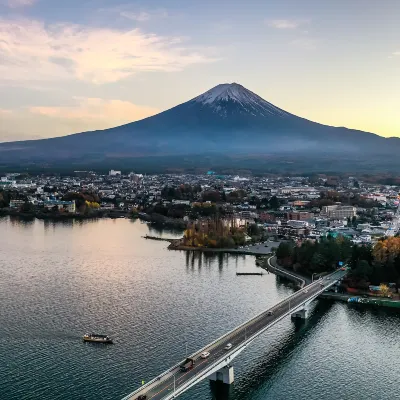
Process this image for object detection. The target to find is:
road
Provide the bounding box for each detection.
[229,240,281,255]
[123,267,346,400]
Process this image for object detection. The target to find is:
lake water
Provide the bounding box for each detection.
[0,217,399,400]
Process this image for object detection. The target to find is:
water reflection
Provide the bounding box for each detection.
[8,215,35,226]
[146,224,184,239]
[230,300,334,399]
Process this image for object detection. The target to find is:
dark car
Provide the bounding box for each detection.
[137,395,147,400]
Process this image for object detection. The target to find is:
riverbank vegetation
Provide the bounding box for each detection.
[348,237,400,286]
[276,236,400,287]
[182,218,246,248]
[276,236,352,275]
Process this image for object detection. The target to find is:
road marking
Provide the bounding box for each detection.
[142,272,343,400]
[148,358,209,399]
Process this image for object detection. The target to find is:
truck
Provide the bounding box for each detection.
[180,357,195,372]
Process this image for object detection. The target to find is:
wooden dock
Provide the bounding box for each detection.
[142,235,174,242]
[236,272,264,276]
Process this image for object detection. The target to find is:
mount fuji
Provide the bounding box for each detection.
[0,83,399,172]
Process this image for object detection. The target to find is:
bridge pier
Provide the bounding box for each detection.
[291,307,309,320]
[209,366,234,385]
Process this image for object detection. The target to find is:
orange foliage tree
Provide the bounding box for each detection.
[373,237,400,265]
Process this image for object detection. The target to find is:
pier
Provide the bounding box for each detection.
[236,272,264,276]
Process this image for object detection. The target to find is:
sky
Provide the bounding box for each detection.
[0,0,399,141]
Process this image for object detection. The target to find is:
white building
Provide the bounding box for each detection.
[321,205,357,219]
[109,170,121,176]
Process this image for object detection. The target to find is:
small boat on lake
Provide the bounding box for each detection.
[83,333,113,344]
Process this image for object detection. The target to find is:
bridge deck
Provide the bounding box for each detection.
[122,267,346,400]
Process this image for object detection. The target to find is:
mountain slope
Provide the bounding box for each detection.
[0,83,398,170]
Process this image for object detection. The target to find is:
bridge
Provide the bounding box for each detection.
[122,260,346,400]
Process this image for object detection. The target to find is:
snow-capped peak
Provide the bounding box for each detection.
[192,83,289,118]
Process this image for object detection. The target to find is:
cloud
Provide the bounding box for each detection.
[0,18,217,84]
[29,97,159,124]
[2,0,36,8]
[0,97,160,142]
[393,51,400,56]
[120,11,151,22]
[267,19,305,29]
[99,6,169,23]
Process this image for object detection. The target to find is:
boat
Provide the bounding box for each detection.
[83,333,113,344]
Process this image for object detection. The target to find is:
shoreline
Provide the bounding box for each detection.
[0,208,129,220]
[263,257,400,309]
[168,244,271,256]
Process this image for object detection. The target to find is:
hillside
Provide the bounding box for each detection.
[0,83,399,172]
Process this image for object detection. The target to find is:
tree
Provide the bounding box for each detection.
[20,202,35,213]
[353,260,373,279]
[276,242,293,263]
[269,196,279,210]
[379,284,391,298]
[202,191,221,203]
[247,223,261,237]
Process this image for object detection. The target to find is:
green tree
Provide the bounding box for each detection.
[353,260,373,279]
[269,196,280,210]
[247,223,261,237]
[276,242,293,262]
[21,202,35,213]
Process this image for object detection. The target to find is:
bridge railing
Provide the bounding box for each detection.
[153,270,345,400]
[121,267,343,399]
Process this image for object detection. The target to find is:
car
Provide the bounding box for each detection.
[304,289,308,293]
[200,351,210,359]
[137,395,147,400]
[319,282,324,286]
[326,277,330,280]
[224,343,233,350]
[267,310,273,316]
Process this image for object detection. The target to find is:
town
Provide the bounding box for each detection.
[1,170,399,246]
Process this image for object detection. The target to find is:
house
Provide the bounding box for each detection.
[43,200,76,213]
[9,200,25,209]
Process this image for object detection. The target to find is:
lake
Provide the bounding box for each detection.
[0,217,399,400]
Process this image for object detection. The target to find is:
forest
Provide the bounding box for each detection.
[276,236,400,286]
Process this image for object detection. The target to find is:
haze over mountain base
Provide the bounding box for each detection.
[1,83,399,173]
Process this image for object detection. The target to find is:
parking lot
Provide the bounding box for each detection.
[230,240,281,255]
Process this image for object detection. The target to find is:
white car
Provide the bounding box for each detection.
[200,351,210,359]
[224,343,233,350]
[304,289,308,293]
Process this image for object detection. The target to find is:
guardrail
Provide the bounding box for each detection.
[266,257,306,287]
[154,271,344,400]
[121,266,343,399]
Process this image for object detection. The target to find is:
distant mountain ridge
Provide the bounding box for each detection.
[0,83,398,172]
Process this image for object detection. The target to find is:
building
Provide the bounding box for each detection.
[109,170,121,176]
[321,205,357,219]
[43,200,76,213]
[286,211,313,221]
[9,200,25,209]
[287,220,309,228]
